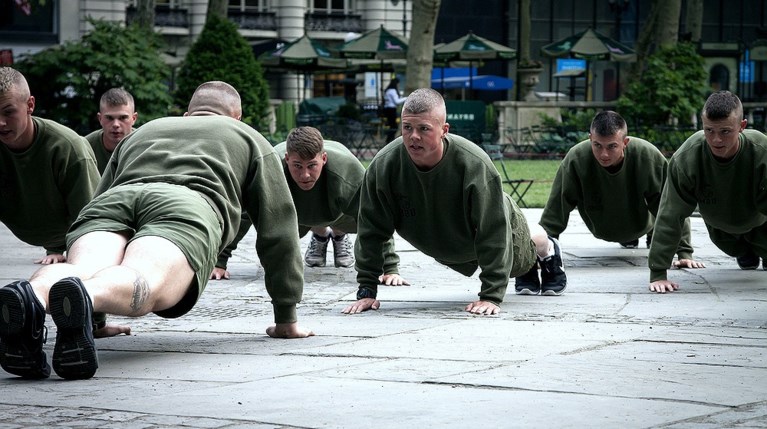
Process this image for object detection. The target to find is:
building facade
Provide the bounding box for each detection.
[2,0,767,103]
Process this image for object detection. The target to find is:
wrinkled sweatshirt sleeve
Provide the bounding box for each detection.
[243,152,304,324]
[355,167,397,295]
[649,159,697,281]
[539,162,577,238]
[472,176,514,304]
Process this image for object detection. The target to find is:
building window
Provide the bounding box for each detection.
[229,0,270,12]
[309,0,355,14]
[0,0,57,43]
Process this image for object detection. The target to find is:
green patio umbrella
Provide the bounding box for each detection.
[540,27,636,99]
[338,25,408,103]
[259,34,348,101]
[540,27,636,61]
[433,32,516,90]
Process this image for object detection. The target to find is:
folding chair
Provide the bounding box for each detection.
[482,144,535,208]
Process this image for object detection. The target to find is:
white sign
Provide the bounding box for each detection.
[365,72,378,98]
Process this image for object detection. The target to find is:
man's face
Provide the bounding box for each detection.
[0,88,34,150]
[400,109,449,169]
[97,103,137,149]
[590,131,629,169]
[285,150,327,191]
[702,111,746,160]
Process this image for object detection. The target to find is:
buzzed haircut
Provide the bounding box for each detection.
[286,126,324,160]
[703,90,743,121]
[590,110,627,137]
[402,88,444,115]
[100,87,134,109]
[187,81,242,119]
[0,67,30,98]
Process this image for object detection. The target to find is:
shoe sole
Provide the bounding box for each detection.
[515,288,539,295]
[0,287,49,379]
[541,288,565,296]
[334,261,354,268]
[49,280,98,380]
[738,264,759,270]
[305,261,327,267]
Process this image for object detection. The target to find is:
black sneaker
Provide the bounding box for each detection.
[736,251,760,270]
[49,277,98,380]
[540,237,567,296]
[620,239,639,249]
[0,281,50,379]
[514,262,540,295]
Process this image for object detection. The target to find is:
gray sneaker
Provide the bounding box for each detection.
[332,234,354,268]
[305,234,329,267]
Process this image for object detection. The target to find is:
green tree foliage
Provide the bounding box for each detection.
[14,19,171,134]
[618,42,707,127]
[174,14,269,128]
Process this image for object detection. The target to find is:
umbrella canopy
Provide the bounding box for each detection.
[433,32,516,91]
[433,32,516,62]
[338,25,408,103]
[259,34,347,70]
[259,35,348,101]
[338,25,408,60]
[540,28,636,62]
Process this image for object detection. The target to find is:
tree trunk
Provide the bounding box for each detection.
[518,0,531,64]
[405,0,441,93]
[134,0,155,31]
[207,0,228,20]
[655,0,682,49]
[685,0,703,42]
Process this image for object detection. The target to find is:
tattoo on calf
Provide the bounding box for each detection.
[130,277,150,314]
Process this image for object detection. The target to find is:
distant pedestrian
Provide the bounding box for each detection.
[383,77,406,143]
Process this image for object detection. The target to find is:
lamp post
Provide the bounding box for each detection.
[390,0,407,38]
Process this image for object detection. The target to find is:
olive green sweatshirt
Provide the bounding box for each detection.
[649,129,767,281]
[356,134,521,304]
[0,117,100,254]
[540,137,692,258]
[84,128,135,174]
[100,115,303,323]
[216,140,400,273]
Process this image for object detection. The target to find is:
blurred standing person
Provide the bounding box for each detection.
[383,77,406,143]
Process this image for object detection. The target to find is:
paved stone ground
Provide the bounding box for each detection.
[0,209,765,428]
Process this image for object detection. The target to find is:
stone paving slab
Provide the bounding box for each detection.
[1,210,765,428]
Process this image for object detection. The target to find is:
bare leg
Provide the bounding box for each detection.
[83,236,195,316]
[28,231,128,311]
[310,226,331,237]
[329,227,347,237]
[528,223,552,258]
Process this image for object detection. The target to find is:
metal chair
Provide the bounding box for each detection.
[482,144,535,208]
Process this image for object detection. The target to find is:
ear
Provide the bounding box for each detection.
[740,119,747,132]
[321,151,328,164]
[26,95,35,114]
[442,122,450,136]
[623,135,630,146]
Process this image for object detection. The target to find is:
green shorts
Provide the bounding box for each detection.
[507,193,537,277]
[67,182,223,318]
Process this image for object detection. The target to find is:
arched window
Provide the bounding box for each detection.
[709,64,730,92]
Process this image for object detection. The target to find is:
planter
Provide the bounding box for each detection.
[517,67,543,101]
